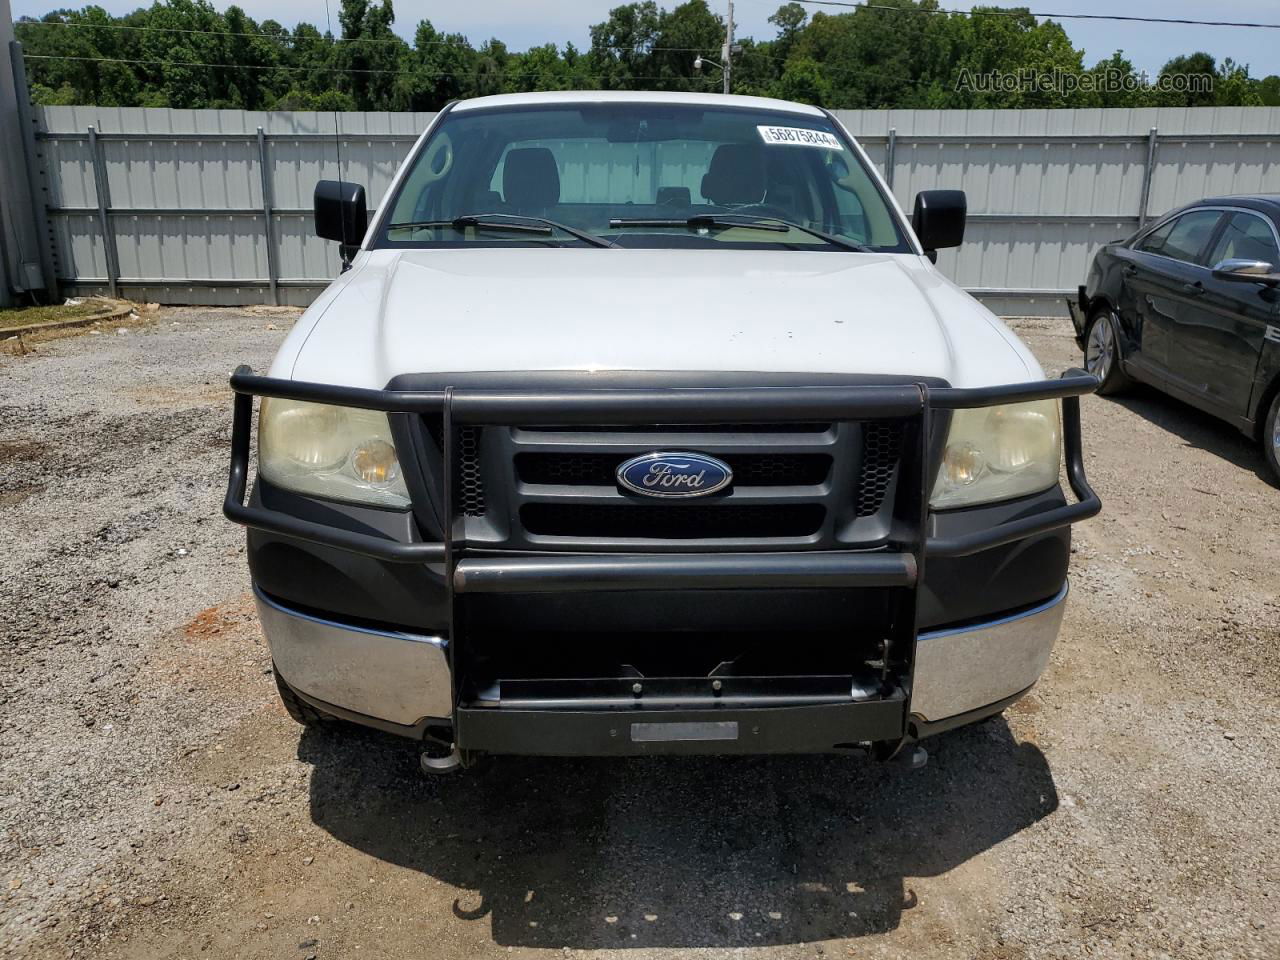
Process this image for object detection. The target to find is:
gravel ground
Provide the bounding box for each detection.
[1,307,1277,960]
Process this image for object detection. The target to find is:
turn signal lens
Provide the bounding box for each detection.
[939,441,984,489]
[350,439,400,485]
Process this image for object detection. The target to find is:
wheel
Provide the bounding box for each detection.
[1083,307,1132,396]
[1262,391,1280,484]
[273,667,338,728]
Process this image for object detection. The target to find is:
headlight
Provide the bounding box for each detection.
[258,399,410,508]
[930,400,1061,509]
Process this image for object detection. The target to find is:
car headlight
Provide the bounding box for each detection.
[258,398,411,508]
[930,399,1061,509]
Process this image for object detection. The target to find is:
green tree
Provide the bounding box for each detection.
[12,0,1277,111]
[588,2,661,90]
[337,0,410,110]
[768,3,806,62]
[396,19,475,109]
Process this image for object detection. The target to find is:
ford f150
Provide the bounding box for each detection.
[223,91,1100,771]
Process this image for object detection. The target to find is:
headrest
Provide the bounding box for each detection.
[701,144,766,206]
[503,147,560,208]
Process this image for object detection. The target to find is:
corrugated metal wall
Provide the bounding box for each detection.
[837,107,1280,315]
[34,105,1280,313]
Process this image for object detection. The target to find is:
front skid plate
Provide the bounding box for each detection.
[455,694,906,756]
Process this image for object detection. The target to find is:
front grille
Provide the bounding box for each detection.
[855,422,902,517]
[424,419,486,517]
[521,503,826,539]
[421,413,904,547]
[457,426,485,517]
[515,452,832,487]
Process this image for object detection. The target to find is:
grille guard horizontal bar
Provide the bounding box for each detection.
[224,366,1100,564]
[453,552,918,594]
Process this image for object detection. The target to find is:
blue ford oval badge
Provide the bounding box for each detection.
[616,451,733,498]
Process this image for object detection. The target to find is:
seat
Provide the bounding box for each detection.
[700,144,766,206]
[502,147,560,211]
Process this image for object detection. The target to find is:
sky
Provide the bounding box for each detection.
[10,0,1280,77]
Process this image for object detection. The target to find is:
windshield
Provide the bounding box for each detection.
[376,104,911,253]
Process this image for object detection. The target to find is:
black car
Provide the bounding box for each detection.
[1068,195,1280,481]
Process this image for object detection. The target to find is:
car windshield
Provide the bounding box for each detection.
[377,103,911,253]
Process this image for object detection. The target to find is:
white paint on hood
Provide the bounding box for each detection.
[274,248,1039,389]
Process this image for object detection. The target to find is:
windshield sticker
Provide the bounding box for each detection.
[756,125,843,149]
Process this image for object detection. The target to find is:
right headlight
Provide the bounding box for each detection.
[930,399,1061,509]
[258,398,411,508]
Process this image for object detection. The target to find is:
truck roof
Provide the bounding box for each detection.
[449,89,826,118]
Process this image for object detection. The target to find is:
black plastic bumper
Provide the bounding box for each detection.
[456,695,906,756]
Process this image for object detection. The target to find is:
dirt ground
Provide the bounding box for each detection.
[1,307,1277,960]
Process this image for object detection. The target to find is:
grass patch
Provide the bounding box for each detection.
[0,301,110,331]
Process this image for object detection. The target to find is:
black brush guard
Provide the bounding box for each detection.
[225,368,1100,756]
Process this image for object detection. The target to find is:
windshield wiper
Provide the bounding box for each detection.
[386,213,613,248]
[609,214,870,252]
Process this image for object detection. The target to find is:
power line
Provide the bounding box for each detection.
[20,52,721,85]
[766,0,1280,30]
[16,18,714,54]
[18,17,483,48]
[24,47,926,89]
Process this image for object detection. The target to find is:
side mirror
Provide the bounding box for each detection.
[913,190,966,259]
[1211,258,1279,287]
[314,179,367,246]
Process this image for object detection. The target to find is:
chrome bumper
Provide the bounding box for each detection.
[911,584,1067,722]
[255,583,1066,738]
[255,587,451,727]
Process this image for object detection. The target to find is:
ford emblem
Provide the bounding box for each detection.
[616,451,733,498]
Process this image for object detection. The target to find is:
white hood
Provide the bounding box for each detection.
[277,248,1039,389]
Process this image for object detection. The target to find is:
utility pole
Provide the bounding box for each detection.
[721,0,734,94]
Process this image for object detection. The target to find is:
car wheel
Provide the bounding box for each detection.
[274,667,339,728]
[1263,391,1280,484]
[1084,307,1132,396]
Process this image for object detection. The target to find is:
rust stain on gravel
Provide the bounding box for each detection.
[182,596,257,642]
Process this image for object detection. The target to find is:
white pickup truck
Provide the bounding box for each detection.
[224,91,1099,771]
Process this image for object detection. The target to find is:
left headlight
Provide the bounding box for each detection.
[930,399,1061,509]
[258,398,411,508]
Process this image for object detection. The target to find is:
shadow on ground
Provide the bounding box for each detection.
[1112,384,1274,486]
[298,719,1055,950]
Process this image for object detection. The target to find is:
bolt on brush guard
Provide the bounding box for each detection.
[225,369,1100,759]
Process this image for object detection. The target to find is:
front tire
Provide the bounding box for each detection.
[1084,307,1132,396]
[1262,391,1280,484]
[274,668,338,728]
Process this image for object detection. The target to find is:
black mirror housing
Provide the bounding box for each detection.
[314,180,368,245]
[913,190,966,254]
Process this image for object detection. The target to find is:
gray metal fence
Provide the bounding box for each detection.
[26,103,1280,314]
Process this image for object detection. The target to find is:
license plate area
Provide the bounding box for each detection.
[631,720,739,743]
